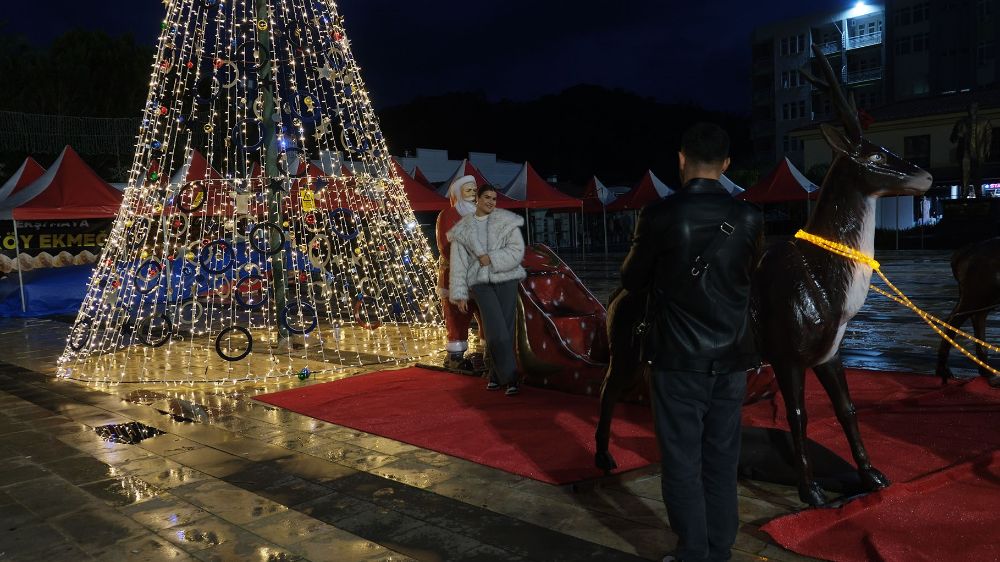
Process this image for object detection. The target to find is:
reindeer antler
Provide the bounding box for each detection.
[801,43,863,144]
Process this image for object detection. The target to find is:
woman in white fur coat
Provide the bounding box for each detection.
[449,185,527,395]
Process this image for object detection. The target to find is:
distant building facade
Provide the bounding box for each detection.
[752,1,1000,170]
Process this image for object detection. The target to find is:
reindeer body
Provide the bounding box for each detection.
[750,44,933,506]
[936,237,1000,385]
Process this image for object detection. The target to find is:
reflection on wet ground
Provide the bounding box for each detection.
[94,422,166,444]
[0,249,992,561]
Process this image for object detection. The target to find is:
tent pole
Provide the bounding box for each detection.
[13,220,25,313]
[602,205,608,257]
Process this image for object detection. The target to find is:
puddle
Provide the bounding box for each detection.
[94,422,166,444]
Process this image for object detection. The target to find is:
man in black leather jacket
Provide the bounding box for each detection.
[621,123,764,562]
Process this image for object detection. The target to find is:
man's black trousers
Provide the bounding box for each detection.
[650,368,746,562]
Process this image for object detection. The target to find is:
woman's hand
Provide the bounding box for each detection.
[455,299,468,313]
[478,255,491,267]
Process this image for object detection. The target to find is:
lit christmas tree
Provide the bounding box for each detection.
[58,0,442,383]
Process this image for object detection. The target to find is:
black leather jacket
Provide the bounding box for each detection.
[621,178,765,374]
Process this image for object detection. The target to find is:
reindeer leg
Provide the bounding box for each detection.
[936,306,973,383]
[772,361,826,506]
[595,354,636,474]
[813,354,890,494]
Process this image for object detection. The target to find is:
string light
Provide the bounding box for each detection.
[794,229,1000,376]
[57,0,443,384]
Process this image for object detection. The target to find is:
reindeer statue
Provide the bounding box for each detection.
[752,44,933,505]
[936,237,1000,386]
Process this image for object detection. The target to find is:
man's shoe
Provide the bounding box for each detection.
[486,381,501,391]
[505,384,519,396]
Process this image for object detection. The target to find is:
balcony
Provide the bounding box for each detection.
[845,67,883,84]
[817,40,841,55]
[847,31,882,50]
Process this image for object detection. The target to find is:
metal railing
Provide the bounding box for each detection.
[845,67,883,83]
[848,31,883,50]
[818,40,841,55]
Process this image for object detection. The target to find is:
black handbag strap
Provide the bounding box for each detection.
[684,199,740,285]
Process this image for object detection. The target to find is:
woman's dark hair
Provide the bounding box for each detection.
[680,122,730,164]
[476,184,498,198]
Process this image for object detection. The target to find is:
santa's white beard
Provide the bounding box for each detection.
[456,199,476,217]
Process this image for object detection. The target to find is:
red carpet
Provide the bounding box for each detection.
[254,367,659,484]
[743,371,1000,562]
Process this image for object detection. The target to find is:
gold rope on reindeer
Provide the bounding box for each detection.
[793,229,1000,377]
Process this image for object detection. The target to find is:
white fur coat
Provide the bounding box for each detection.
[448,208,527,302]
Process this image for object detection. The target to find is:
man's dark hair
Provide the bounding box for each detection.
[476,184,498,198]
[680,122,730,164]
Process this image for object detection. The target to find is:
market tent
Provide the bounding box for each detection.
[436,159,493,197]
[501,162,582,209]
[581,175,616,213]
[437,159,521,209]
[391,160,449,212]
[1,146,123,220]
[720,174,745,196]
[0,146,122,314]
[0,157,45,204]
[169,150,224,185]
[739,158,819,204]
[411,166,436,191]
[606,170,674,211]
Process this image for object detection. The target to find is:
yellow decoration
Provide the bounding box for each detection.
[795,229,1000,376]
[257,19,269,31]
[301,189,316,212]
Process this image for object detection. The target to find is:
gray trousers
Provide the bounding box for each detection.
[470,280,519,385]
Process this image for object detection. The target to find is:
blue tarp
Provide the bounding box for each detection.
[0,264,94,318]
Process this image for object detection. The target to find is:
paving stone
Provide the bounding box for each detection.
[120,494,211,530]
[156,513,246,553]
[4,475,102,519]
[43,454,116,484]
[81,475,161,507]
[243,510,334,547]
[49,506,150,554]
[0,521,93,561]
[89,532,195,561]
[285,527,401,562]
[189,531,303,562]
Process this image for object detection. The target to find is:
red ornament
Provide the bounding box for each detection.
[159,106,168,115]
[111,280,121,289]
[186,61,194,69]
[214,58,224,69]
[333,31,343,41]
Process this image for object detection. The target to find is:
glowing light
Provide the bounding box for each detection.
[846,1,879,18]
[57,0,444,384]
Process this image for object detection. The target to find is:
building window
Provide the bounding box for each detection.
[780,37,789,55]
[978,41,996,66]
[912,33,930,53]
[903,135,931,169]
[783,104,790,120]
[896,36,912,55]
[783,135,790,152]
[797,34,806,53]
[896,6,912,25]
[798,100,806,118]
[977,0,993,18]
[913,2,931,22]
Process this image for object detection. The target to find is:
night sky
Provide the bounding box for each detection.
[3,0,849,113]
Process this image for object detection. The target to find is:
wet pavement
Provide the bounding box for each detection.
[0,249,992,561]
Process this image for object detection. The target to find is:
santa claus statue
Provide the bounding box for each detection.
[436,174,479,369]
